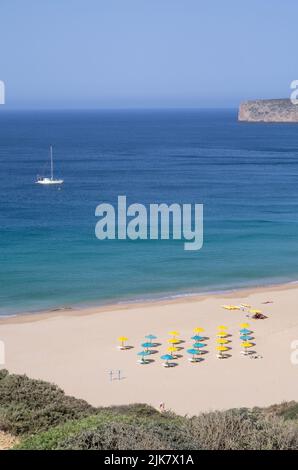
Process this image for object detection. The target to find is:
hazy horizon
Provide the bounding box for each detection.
[0,0,297,109]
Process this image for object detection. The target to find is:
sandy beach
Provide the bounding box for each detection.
[1,283,298,416]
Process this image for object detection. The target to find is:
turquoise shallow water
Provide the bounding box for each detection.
[1,109,298,316]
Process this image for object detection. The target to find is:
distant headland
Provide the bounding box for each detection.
[238,99,298,122]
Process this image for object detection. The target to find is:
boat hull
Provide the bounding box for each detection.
[36,179,64,185]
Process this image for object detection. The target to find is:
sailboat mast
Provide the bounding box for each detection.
[50,146,53,180]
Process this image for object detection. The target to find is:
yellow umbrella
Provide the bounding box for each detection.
[241,341,253,356]
[240,323,250,328]
[118,336,128,348]
[242,341,253,348]
[216,332,227,338]
[168,330,180,337]
[222,305,240,310]
[216,345,228,358]
[193,327,204,333]
[167,338,179,344]
[250,309,262,314]
[216,338,228,344]
[167,346,178,356]
[217,325,227,330]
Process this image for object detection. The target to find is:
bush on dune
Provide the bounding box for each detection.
[17,408,298,451]
[0,369,95,435]
[188,409,298,450]
[58,419,195,450]
[1,370,298,450]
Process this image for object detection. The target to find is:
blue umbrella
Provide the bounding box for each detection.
[240,335,253,341]
[137,350,150,363]
[187,348,199,355]
[161,354,174,360]
[145,334,157,341]
[193,342,205,354]
[240,328,251,334]
[187,348,199,362]
[191,335,204,341]
[161,354,174,365]
[142,342,153,351]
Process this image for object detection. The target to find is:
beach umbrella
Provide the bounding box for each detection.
[161,354,174,360]
[193,342,205,354]
[193,327,204,333]
[240,304,251,309]
[191,335,204,341]
[241,341,253,356]
[249,309,262,314]
[137,350,150,363]
[240,335,253,341]
[222,305,240,310]
[240,323,250,328]
[160,354,174,366]
[145,334,157,342]
[118,336,128,348]
[167,338,179,345]
[187,348,199,362]
[216,332,227,338]
[167,346,178,356]
[141,342,153,352]
[168,330,179,337]
[216,345,228,358]
[217,325,227,330]
[193,342,205,348]
[240,328,251,334]
[216,338,228,344]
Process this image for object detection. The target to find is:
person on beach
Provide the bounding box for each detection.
[159,402,165,413]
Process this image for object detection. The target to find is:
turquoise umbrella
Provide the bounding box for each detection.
[240,328,251,334]
[193,342,205,355]
[145,334,157,342]
[161,354,174,366]
[141,342,153,352]
[191,335,204,341]
[240,335,253,341]
[137,350,150,363]
[161,354,174,360]
[187,348,199,362]
[193,342,205,348]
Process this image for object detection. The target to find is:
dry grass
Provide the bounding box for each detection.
[0,431,19,450]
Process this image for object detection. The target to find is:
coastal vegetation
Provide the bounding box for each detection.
[1,370,298,450]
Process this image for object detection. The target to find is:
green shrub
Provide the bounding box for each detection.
[18,409,298,451]
[187,409,298,450]
[105,403,161,418]
[263,401,298,421]
[1,370,298,450]
[0,370,95,435]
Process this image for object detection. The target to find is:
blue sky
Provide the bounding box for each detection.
[0,0,297,108]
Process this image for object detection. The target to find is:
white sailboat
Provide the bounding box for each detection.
[36,146,64,185]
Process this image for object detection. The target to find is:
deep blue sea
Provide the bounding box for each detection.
[1,109,298,316]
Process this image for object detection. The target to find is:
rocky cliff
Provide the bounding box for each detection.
[238,99,298,122]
